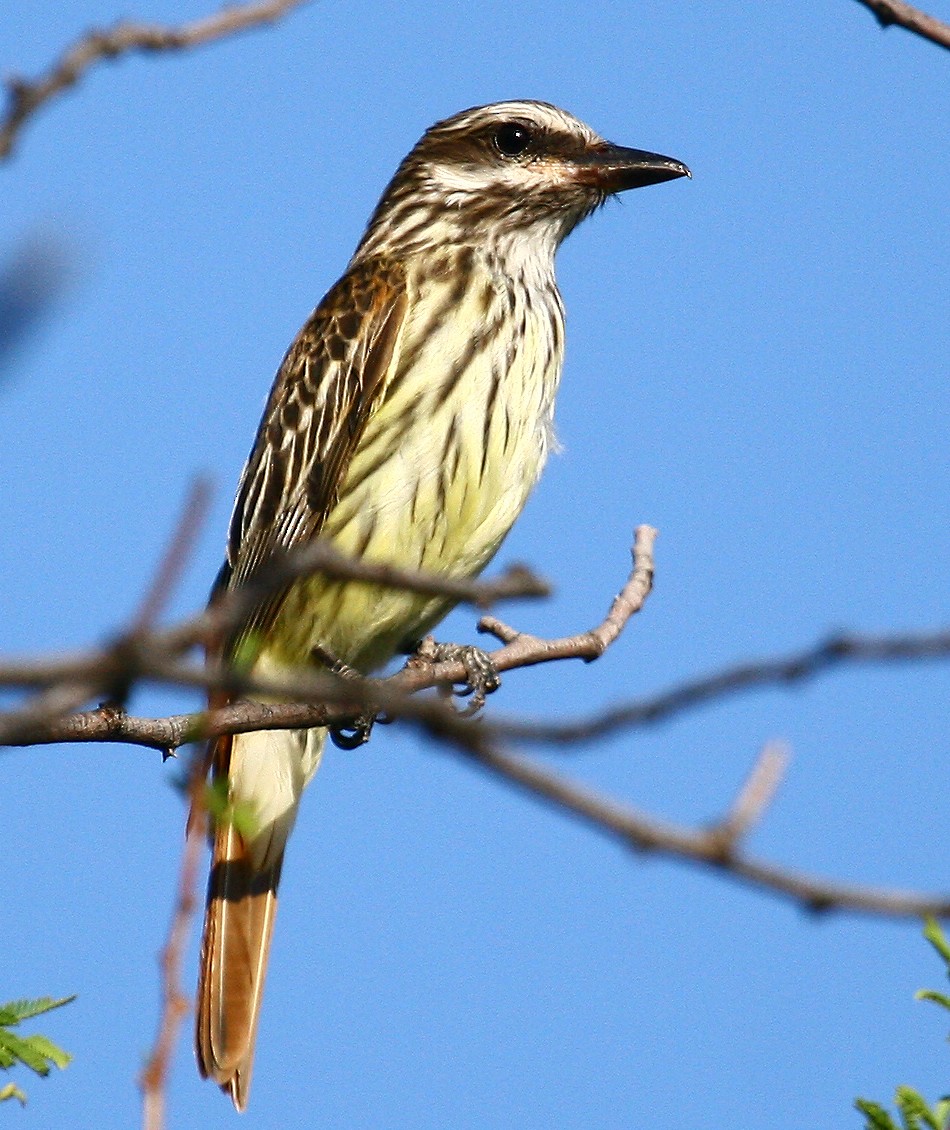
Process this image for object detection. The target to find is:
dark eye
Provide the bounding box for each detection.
[494,122,533,158]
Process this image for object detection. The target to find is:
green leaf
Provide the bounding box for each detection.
[204,778,259,839]
[0,1081,27,1104]
[856,1098,900,1130]
[923,918,950,970]
[915,990,950,1012]
[0,1031,52,1077]
[0,996,76,1025]
[895,1086,942,1130]
[24,1035,72,1071]
[231,630,264,673]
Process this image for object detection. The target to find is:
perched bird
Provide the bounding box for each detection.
[196,100,688,1109]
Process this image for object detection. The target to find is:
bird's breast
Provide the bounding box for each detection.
[273,258,565,671]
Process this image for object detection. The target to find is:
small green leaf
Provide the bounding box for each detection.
[0,1031,52,1077]
[923,918,950,969]
[204,779,259,839]
[0,996,76,1025]
[0,1081,27,1104]
[24,1035,72,1071]
[856,1097,900,1130]
[895,1086,942,1130]
[915,990,950,1012]
[232,631,264,673]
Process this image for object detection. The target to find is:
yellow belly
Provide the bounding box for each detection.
[263,259,563,674]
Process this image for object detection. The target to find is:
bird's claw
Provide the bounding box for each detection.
[329,714,376,750]
[409,636,501,716]
[314,644,380,750]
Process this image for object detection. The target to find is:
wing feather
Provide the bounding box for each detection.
[218,257,407,641]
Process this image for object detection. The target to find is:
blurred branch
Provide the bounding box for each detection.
[0,0,313,159]
[452,737,950,919]
[0,529,647,750]
[139,757,205,1130]
[131,478,212,636]
[0,238,71,370]
[491,625,950,745]
[853,0,950,51]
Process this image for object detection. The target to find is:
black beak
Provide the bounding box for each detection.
[572,143,691,193]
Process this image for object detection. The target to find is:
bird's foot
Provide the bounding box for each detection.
[313,645,379,750]
[406,636,501,716]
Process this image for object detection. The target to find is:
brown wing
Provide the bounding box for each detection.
[216,256,407,640]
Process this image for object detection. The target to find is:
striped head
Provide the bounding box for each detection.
[353,100,689,264]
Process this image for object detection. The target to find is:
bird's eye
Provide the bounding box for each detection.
[494,122,533,158]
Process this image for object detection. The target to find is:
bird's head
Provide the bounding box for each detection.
[355,100,689,263]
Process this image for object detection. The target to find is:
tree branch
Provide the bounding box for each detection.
[492,626,950,745]
[0,0,313,160]
[0,528,650,749]
[852,0,950,51]
[450,736,950,919]
[139,754,206,1130]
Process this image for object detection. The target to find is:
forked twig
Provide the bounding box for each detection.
[449,736,950,919]
[0,0,313,159]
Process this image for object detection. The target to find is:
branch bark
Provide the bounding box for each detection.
[0,0,313,159]
[853,0,950,51]
[139,760,205,1130]
[450,738,950,919]
[0,528,651,749]
[492,626,950,745]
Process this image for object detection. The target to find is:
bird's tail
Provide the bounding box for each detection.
[195,724,323,1110]
[195,752,281,1109]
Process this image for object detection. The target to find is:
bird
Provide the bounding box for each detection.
[195,99,689,1109]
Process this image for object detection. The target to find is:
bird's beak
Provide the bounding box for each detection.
[571,144,691,193]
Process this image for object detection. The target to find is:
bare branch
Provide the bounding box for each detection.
[0,536,551,747]
[450,736,950,919]
[3,512,947,922]
[477,524,656,664]
[139,754,206,1130]
[853,0,950,51]
[494,626,950,745]
[131,478,212,636]
[709,742,791,849]
[0,527,651,749]
[0,0,313,160]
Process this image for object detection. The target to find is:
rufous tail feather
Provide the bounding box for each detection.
[195,733,283,1112]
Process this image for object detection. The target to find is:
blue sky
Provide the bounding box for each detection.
[3,2,950,1127]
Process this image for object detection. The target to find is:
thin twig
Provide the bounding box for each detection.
[449,736,950,919]
[131,478,212,635]
[709,741,791,849]
[852,0,950,51]
[139,753,206,1130]
[0,0,313,159]
[491,626,950,745]
[475,524,657,666]
[0,528,647,748]
[188,542,549,659]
